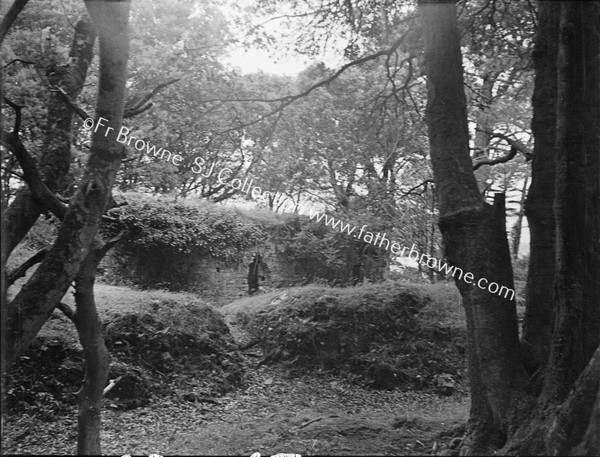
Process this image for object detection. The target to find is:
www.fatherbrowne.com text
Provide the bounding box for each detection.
[84,116,515,300]
[302,209,515,300]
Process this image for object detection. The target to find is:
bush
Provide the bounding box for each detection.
[101,196,265,289]
[105,197,264,258]
[274,215,388,285]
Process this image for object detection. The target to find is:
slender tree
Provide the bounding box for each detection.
[2,0,131,453]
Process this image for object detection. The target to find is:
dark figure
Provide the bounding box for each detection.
[352,262,364,286]
[248,254,265,295]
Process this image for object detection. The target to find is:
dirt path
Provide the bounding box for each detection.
[3,313,468,456]
[158,319,469,456]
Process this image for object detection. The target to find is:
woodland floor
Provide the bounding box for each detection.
[2,318,468,456]
[3,265,471,456]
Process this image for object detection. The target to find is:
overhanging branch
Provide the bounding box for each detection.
[2,99,67,220]
[473,129,533,170]
[203,32,413,134]
[123,78,180,118]
[473,145,519,171]
[8,247,50,286]
[0,0,31,47]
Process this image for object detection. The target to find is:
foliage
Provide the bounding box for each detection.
[275,214,388,285]
[105,196,265,258]
[101,196,265,290]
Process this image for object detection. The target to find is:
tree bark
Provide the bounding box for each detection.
[502,2,600,455]
[541,0,600,404]
[4,16,96,256]
[521,1,559,375]
[73,239,113,455]
[419,1,529,453]
[3,0,131,373]
[473,72,496,193]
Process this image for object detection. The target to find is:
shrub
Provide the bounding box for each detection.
[101,196,265,289]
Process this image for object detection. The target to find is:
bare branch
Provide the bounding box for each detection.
[51,86,91,120]
[2,99,67,220]
[8,247,49,285]
[473,146,518,171]
[103,376,123,396]
[99,231,126,255]
[0,0,31,47]
[2,58,36,70]
[4,96,22,133]
[1,131,67,219]
[400,179,434,196]
[471,130,533,170]
[56,302,76,322]
[489,131,533,160]
[123,78,180,118]
[53,78,180,121]
[202,33,412,135]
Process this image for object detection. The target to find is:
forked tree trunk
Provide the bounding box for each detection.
[419,2,529,453]
[3,0,131,373]
[4,16,96,256]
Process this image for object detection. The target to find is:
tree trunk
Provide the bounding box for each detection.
[419,1,529,453]
[541,0,600,404]
[3,0,131,373]
[504,2,600,455]
[73,239,112,455]
[473,73,496,194]
[4,16,96,256]
[510,172,528,259]
[521,1,559,375]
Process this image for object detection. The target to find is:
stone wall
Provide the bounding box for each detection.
[99,239,308,304]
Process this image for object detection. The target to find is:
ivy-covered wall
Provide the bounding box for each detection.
[100,195,388,300]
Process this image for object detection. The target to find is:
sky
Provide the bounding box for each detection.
[220,0,347,76]
[225,47,311,76]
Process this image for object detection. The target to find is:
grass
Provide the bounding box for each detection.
[222,280,465,329]
[31,283,209,348]
[221,280,467,390]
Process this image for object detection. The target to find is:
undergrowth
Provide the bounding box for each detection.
[4,285,245,419]
[222,281,467,390]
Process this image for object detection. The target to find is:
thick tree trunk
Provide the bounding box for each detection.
[503,2,600,455]
[419,1,529,453]
[541,0,600,404]
[4,17,96,256]
[3,0,131,373]
[73,239,113,455]
[521,1,559,375]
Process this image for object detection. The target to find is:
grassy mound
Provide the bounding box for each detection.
[5,285,244,418]
[221,281,466,390]
[104,297,244,388]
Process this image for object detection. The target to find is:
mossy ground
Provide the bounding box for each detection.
[3,271,469,455]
